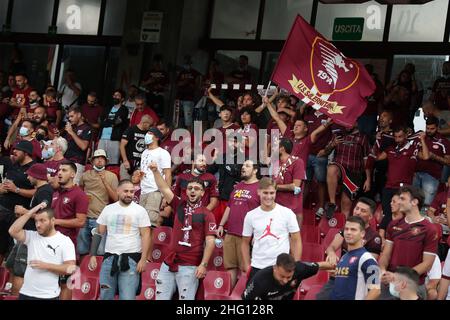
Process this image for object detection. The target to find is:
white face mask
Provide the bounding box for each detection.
[145,133,153,145]
[93,165,105,172]
[389,282,400,298]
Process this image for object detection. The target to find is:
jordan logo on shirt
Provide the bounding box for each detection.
[47,244,60,255]
[258,219,280,240]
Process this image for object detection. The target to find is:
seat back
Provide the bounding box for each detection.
[230,274,248,300]
[301,225,321,244]
[303,284,324,300]
[72,276,100,300]
[0,267,10,292]
[151,244,170,263]
[153,227,172,246]
[321,228,340,249]
[203,271,232,299]
[318,213,346,238]
[79,255,103,278]
[302,242,325,262]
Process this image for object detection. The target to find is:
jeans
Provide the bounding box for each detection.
[99,255,140,300]
[442,165,450,183]
[181,100,195,128]
[155,262,198,300]
[413,172,440,206]
[77,218,106,255]
[306,154,328,183]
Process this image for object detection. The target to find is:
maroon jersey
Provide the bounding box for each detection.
[303,110,332,155]
[44,158,66,177]
[339,226,382,256]
[333,131,369,173]
[416,134,450,180]
[274,156,306,214]
[385,141,419,188]
[386,217,439,284]
[171,171,219,204]
[218,123,240,155]
[287,134,312,169]
[51,186,89,246]
[176,68,201,101]
[81,103,103,128]
[165,197,216,269]
[12,86,33,117]
[46,101,61,124]
[226,181,260,236]
[160,131,179,154]
[130,107,159,127]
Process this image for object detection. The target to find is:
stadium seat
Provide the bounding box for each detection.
[302,242,325,262]
[301,225,321,244]
[79,255,103,278]
[302,209,316,226]
[369,217,378,231]
[321,228,340,249]
[106,165,120,179]
[208,247,225,271]
[318,213,346,238]
[72,275,100,300]
[303,284,324,300]
[374,204,383,224]
[151,244,171,263]
[299,271,329,294]
[229,273,248,300]
[137,262,161,300]
[203,271,232,300]
[153,226,172,246]
[0,267,10,292]
[1,295,18,300]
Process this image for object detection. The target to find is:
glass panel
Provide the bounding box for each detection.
[57,0,101,35]
[261,0,313,40]
[11,0,54,33]
[316,0,387,41]
[58,45,105,101]
[215,50,262,84]
[357,58,387,86]
[0,0,8,29]
[103,0,127,36]
[389,0,448,42]
[0,43,14,74]
[211,0,260,39]
[103,47,121,105]
[262,52,280,84]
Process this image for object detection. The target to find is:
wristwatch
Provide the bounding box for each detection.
[201,262,208,268]
[15,187,20,194]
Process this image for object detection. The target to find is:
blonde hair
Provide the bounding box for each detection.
[258,177,277,190]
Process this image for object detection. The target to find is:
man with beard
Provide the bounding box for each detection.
[375,127,429,230]
[51,160,88,300]
[43,87,62,129]
[329,216,381,300]
[242,178,302,282]
[150,162,216,300]
[9,73,33,119]
[6,163,54,295]
[366,110,395,201]
[8,202,76,300]
[42,137,68,190]
[217,160,260,286]
[80,91,103,140]
[414,116,450,207]
[129,94,159,127]
[0,141,36,264]
[120,115,152,180]
[172,154,219,211]
[88,179,151,300]
[31,106,58,140]
[379,186,439,299]
[242,253,333,300]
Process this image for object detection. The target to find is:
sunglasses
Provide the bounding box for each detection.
[187,186,203,191]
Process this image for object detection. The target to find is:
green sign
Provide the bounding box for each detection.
[332,18,364,41]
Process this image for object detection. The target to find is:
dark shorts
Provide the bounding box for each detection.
[331,162,364,200]
[5,243,28,277]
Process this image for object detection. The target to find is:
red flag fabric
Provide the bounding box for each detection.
[272,15,375,127]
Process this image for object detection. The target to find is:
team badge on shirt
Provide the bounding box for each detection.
[410,227,421,236]
[63,197,70,204]
[209,223,217,232]
[349,256,358,264]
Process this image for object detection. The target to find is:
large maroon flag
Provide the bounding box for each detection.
[272,15,375,127]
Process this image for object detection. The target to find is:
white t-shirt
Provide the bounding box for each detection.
[140,147,171,194]
[97,201,151,255]
[124,100,136,119]
[426,254,442,282]
[20,231,75,299]
[242,204,300,269]
[59,82,82,108]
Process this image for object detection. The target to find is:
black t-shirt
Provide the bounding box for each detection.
[208,152,242,201]
[242,262,319,300]
[0,160,35,212]
[64,123,92,164]
[121,125,147,170]
[24,183,54,231]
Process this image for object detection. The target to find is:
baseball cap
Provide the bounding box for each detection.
[13,140,33,156]
[91,149,108,160]
[148,127,163,140]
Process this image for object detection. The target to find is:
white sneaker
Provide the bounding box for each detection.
[315,208,324,218]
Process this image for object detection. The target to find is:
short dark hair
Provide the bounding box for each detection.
[426,116,439,126]
[156,118,170,127]
[68,106,81,114]
[60,160,77,174]
[187,177,205,190]
[346,216,366,231]
[113,89,125,98]
[393,126,408,134]
[45,88,57,99]
[238,106,256,125]
[395,266,420,287]
[87,91,97,98]
[135,94,146,102]
[397,185,425,209]
[22,119,37,130]
[37,125,49,135]
[276,253,296,272]
[279,138,293,154]
[37,207,55,219]
[118,179,133,187]
[15,72,28,79]
[356,197,376,214]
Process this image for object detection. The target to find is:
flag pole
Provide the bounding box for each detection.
[264,81,272,97]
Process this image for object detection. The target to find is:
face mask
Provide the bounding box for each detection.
[389,282,400,298]
[29,99,38,105]
[94,165,105,172]
[193,168,205,175]
[113,98,121,105]
[42,148,55,160]
[19,127,29,137]
[36,133,45,141]
[144,134,153,145]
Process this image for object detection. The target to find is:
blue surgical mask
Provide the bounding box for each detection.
[19,127,29,137]
[389,282,400,298]
[42,148,55,160]
[145,134,153,145]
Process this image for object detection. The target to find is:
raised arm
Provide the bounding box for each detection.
[9,202,48,242]
[149,161,174,203]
